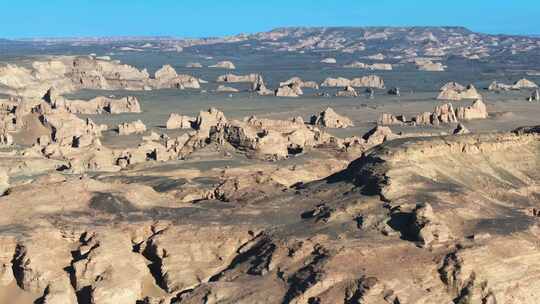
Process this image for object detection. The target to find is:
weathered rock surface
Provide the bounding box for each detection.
[217,73,259,83]
[489,78,538,91]
[216,85,239,93]
[453,123,470,134]
[437,83,481,100]
[320,58,337,64]
[417,60,446,71]
[193,107,228,135]
[152,65,201,89]
[321,75,384,89]
[252,75,274,96]
[377,113,406,125]
[118,120,147,135]
[279,77,319,90]
[0,125,539,304]
[209,61,236,69]
[335,85,358,97]
[310,107,354,128]
[166,113,194,130]
[455,99,489,120]
[275,84,302,97]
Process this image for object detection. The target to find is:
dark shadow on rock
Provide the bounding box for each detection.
[387,211,417,242]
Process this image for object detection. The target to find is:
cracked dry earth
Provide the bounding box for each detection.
[0,126,539,304]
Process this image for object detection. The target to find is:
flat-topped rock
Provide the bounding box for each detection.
[209,61,236,69]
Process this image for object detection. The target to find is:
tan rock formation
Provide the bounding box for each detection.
[437,88,461,101]
[460,84,482,99]
[193,108,227,134]
[321,77,351,87]
[279,77,319,90]
[209,61,236,69]
[166,113,193,129]
[118,120,147,135]
[455,99,489,120]
[0,169,8,196]
[453,123,471,135]
[275,84,302,97]
[216,85,239,93]
[349,75,385,88]
[377,113,406,125]
[335,85,358,97]
[514,78,538,89]
[153,65,200,89]
[441,82,465,92]
[185,62,203,68]
[434,103,458,123]
[55,95,142,114]
[217,73,259,83]
[310,107,354,128]
[366,63,393,71]
[362,125,396,145]
[417,60,446,71]
[343,61,365,68]
[320,58,337,64]
[437,83,481,100]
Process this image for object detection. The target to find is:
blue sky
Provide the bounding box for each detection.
[1,0,539,38]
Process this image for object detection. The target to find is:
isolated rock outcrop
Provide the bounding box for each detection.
[275,84,302,97]
[362,125,396,145]
[455,99,488,120]
[343,61,366,69]
[350,75,385,88]
[417,60,446,71]
[279,77,319,90]
[437,83,481,100]
[216,85,239,93]
[166,113,193,129]
[514,78,538,89]
[152,65,201,89]
[321,75,384,89]
[321,77,351,87]
[118,120,147,135]
[310,107,353,128]
[194,107,227,135]
[209,61,236,69]
[377,113,406,125]
[488,78,538,91]
[252,75,274,96]
[217,73,259,83]
[335,85,358,97]
[320,58,337,64]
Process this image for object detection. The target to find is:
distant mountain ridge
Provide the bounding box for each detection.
[2,26,537,42]
[2,26,540,63]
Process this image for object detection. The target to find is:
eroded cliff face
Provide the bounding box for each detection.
[0,127,538,304]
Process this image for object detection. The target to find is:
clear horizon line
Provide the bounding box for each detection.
[2,25,540,41]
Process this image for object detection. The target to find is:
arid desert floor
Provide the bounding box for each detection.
[0,27,539,304]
